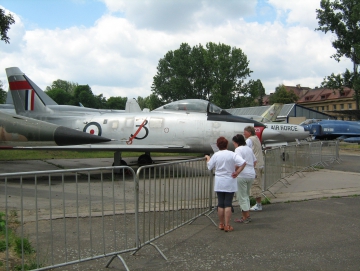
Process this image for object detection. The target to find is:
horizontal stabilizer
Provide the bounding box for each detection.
[0,111,111,146]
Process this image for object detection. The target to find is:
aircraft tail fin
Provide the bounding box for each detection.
[5,90,13,104]
[25,74,58,105]
[125,98,142,113]
[261,103,283,122]
[6,67,56,114]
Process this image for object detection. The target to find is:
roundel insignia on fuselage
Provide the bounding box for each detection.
[83,122,102,136]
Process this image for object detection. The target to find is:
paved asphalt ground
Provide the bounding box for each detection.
[0,151,360,270]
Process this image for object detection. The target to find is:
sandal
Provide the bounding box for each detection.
[219,223,225,230]
[224,225,234,232]
[234,217,251,224]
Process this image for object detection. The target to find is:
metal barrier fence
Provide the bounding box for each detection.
[0,143,340,270]
[0,158,213,271]
[0,166,138,271]
[107,157,214,266]
[263,140,340,195]
[320,141,340,166]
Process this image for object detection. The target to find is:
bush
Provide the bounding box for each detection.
[0,240,7,252]
[0,212,6,232]
[15,237,34,255]
[249,197,271,206]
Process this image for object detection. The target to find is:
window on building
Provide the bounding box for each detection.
[321,95,326,99]
[348,103,352,109]
[340,104,344,109]
[333,105,337,110]
[340,91,350,97]
[321,106,325,111]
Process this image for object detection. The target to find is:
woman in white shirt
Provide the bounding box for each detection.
[205,136,246,232]
[232,134,257,224]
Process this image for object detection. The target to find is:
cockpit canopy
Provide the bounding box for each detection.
[299,119,323,126]
[153,99,228,115]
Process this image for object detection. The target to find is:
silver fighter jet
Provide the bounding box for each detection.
[6,67,268,165]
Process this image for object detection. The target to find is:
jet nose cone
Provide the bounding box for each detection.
[54,126,111,146]
[262,128,282,141]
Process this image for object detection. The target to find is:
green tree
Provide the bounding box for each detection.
[94,93,107,109]
[268,84,298,104]
[0,8,15,44]
[106,96,127,110]
[0,80,6,104]
[152,42,253,109]
[233,79,266,108]
[320,68,357,92]
[136,96,148,110]
[316,0,360,110]
[45,88,72,105]
[152,43,196,104]
[71,85,98,108]
[255,79,266,106]
[205,42,252,108]
[147,94,163,110]
[45,79,78,95]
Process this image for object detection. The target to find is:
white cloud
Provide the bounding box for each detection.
[269,0,321,28]
[0,0,354,102]
[102,0,256,31]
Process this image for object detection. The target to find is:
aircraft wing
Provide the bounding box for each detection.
[342,137,360,143]
[2,143,191,152]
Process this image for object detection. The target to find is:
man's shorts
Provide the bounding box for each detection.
[251,167,263,198]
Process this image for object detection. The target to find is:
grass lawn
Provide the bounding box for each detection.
[0,141,357,161]
[0,150,201,161]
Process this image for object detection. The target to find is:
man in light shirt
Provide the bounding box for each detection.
[244,126,264,211]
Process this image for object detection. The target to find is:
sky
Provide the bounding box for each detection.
[0,0,353,101]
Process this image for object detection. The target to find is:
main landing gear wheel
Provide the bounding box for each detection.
[138,154,153,165]
[113,159,132,175]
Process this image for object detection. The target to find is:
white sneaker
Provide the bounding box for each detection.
[250,204,262,211]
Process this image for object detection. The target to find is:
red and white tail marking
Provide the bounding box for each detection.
[25,89,35,111]
[9,79,36,111]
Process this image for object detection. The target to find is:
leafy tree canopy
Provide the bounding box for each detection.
[316,0,360,109]
[316,0,360,63]
[71,85,103,108]
[321,68,353,89]
[136,96,150,110]
[107,96,127,110]
[268,84,298,105]
[45,79,126,109]
[45,79,78,95]
[0,8,15,44]
[45,88,72,105]
[232,79,266,108]
[321,68,360,104]
[146,94,163,110]
[151,42,253,109]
